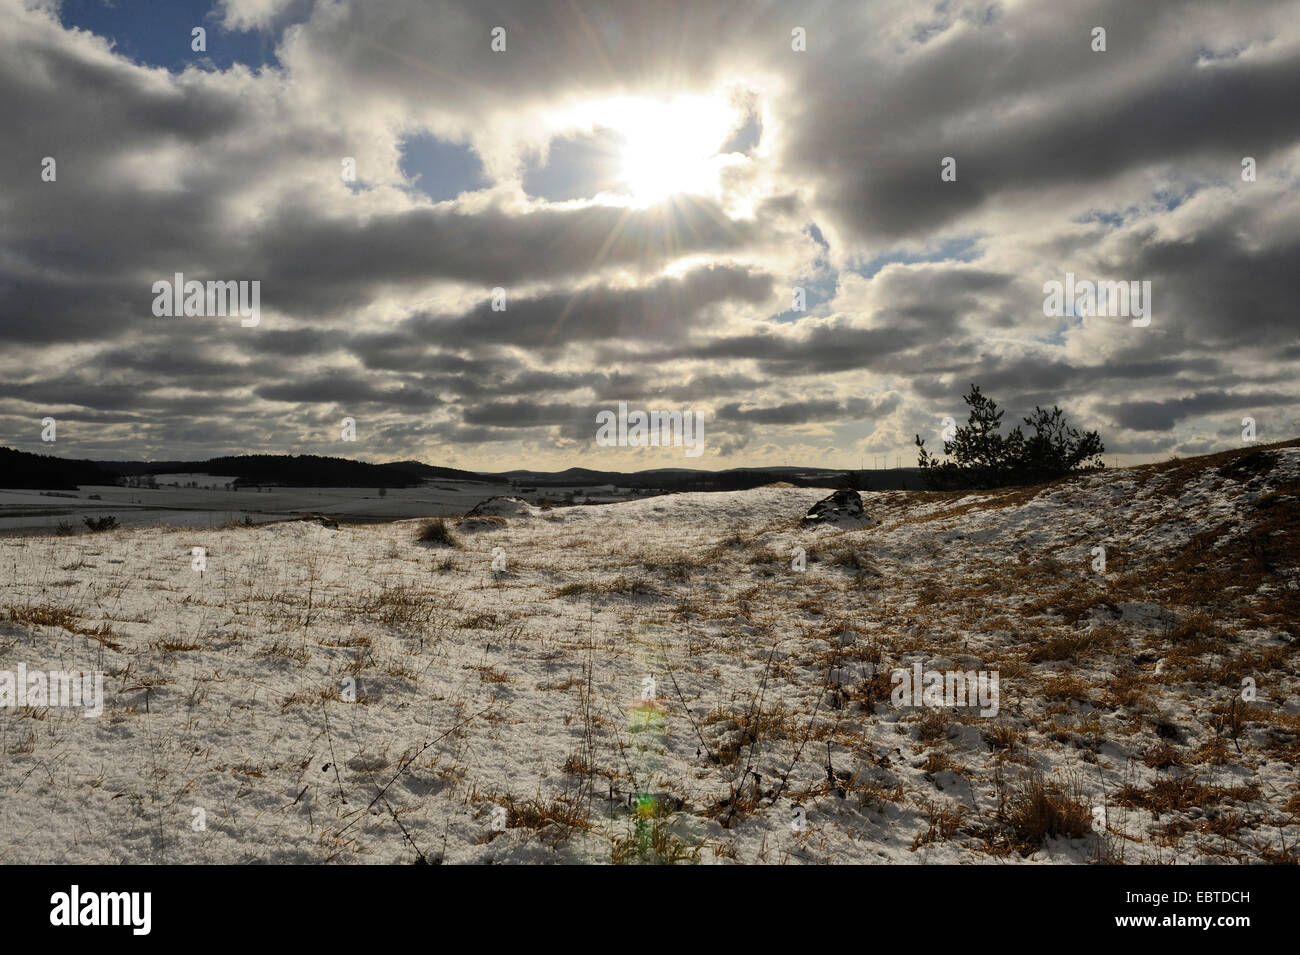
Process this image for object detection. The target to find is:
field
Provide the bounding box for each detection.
[0,479,514,534]
[1,442,1297,864]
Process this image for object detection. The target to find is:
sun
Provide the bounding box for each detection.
[608,95,738,206]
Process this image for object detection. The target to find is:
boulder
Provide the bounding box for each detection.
[801,489,873,528]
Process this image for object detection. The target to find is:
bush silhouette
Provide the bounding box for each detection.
[915,385,1104,489]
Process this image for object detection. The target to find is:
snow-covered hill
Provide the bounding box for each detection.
[2,442,1297,863]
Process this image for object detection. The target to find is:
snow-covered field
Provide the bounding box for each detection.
[0,480,514,533]
[2,443,1297,864]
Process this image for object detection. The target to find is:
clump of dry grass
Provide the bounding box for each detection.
[911,796,968,850]
[1103,667,1149,709]
[561,751,592,775]
[1114,774,1260,815]
[916,708,949,742]
[5,603,121,649]
[416,519,460,548]
[480,792,592,850]
[1167,611,1231,643]
[1002,772,1092,850]
[823,542,877,574]
[643,550,707,581]
[358,584,450,640]
[550,575,663,600]
[984,723,1022,753]
[1041,673,1093,700]
[152,637,205,652]
[611,794,701,865]
[701,703,796,765]
[1142,742,1182,769]
[256,639,311,666]
[857,779,906,813]
[1024,627,1115,664]
[7,604,80,631]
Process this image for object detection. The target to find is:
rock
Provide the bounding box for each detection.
[801,489,873,528]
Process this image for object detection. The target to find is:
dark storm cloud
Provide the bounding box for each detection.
[1101,389,1293,432]
[654,322,929,377]
[660,373,767,402]
[783,0,1300,242]
[908,357,1227,402]
[246,199,766,317]
[414,264,774,349]
[462,401,587,428]
[716,394,898,425]
[255,373,443,408]
[1117,226,1300,349]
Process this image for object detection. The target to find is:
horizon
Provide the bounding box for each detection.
[10,440,1174,477]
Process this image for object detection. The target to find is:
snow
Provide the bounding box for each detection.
[1,451,1297,864]
[0,480,515,533]
[464,496,540,518]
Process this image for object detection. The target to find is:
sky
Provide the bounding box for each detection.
[2,0,1299,471]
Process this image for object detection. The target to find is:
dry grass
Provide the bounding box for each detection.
[415,519,460,548]
[5,603,121,649]
[611,795,701,865]
[550,575,664,600]
[1001,772,1092,851]
[6,604,80,631]
[1024,627,1116,664]
[911,797,968,850]
[358,584,452,639]
[481,792,592,849]
[1114,775,1261,815]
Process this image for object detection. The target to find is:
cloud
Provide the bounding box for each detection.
[1,0,1298,468]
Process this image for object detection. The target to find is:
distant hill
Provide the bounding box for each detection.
[0,449,455,489]
[504,465,925,492]
[178,456,507,488]
[0,446,923,492]
[0,447,118,490]
[381,460,507,484]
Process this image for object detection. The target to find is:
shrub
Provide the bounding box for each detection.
[915,384,1104,489]
[83,515,118,532]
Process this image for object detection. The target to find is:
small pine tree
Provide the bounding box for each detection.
[916,384,1104,489]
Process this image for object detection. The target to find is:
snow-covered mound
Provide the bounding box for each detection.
[465,495,539,518]
[1,440,1296,864]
